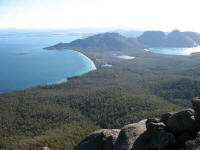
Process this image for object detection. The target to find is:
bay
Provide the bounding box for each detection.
[148,47,200,55]
[0,34,95,93]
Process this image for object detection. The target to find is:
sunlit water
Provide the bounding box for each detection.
[0,35,95,93]
[116,55,135,59]
[148,46,200,55]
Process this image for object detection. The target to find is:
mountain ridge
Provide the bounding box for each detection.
[138,29,200,48]
[45,30,200,52]
[44,32,146,51]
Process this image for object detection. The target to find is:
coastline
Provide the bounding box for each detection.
[47,49,97,85]
[76,51,97,70]
[147,46,200,56]
[0,49,97,93]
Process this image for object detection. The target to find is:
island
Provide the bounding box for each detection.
[16,52,29,55]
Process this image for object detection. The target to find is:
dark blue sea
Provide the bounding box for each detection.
[0,34,95,93]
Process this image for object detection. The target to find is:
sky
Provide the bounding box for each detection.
[0,0,200,32]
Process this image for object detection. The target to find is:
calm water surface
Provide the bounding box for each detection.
[0,35,94,93]
[148,47,200,55]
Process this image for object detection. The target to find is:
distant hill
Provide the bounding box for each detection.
[166,30,195,47]
[45,30,200,51]
[110,29,144,38]
[2,29,199,50]
[44,32,145,51]
[137,30,200,48]
[183,31,200,45]
[137,31,166,47]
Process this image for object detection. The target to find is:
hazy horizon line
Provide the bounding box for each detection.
[0,27,199,33]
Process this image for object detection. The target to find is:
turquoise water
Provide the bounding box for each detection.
[0,35,95,93]
[148,47,200,55]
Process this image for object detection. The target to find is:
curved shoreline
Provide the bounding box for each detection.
[48,50,97,85]
[0,49,97,93]
[76,51,97,70]
[147,46,200,56]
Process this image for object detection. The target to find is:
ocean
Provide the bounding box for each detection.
[0,34,95,93]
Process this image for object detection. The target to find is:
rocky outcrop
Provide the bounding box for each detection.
[74,99,200,150]
[192,97,200,119]
[166,109,198,133]
[143,118,175,150]
[73,129,120,150]
[160,112,175,125]
[114,119,147,150]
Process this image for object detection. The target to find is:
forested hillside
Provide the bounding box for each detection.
[44,32,146,51]
[1,32,200,149]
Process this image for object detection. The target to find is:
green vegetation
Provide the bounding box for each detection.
[152,78,200,101]
[0,90,100,150]
[0,83,180,149]
[182,138,200,150]
[0,121,99,150]
[44,32,146,51]
[1,32,200,149]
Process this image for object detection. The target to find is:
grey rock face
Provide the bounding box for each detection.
[143,132,175,150]
[145,118,166,138]
[74,129,120,150]
[167,109,197,133]
[176,132,193,143]
[142,118,175,150]
[192,97,200,119]
[114,118,175,150]
[74,98,200,150]
[197,132,200,139]
[161,112,175,125]
[114,119,147,150]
